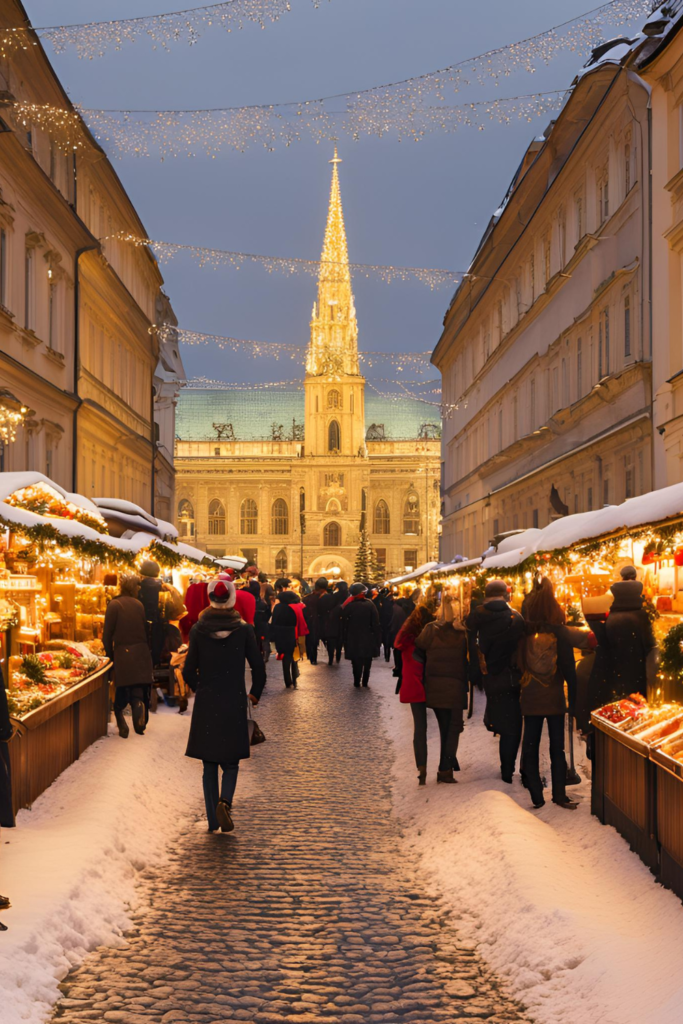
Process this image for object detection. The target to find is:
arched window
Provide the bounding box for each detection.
[328,419,341,452]
[208,498,226,536]
[275,549,287,573]
[374,499,390,535]
[326,498,341,513]
[177,499,195,538]
[323,521,341,547]
[327,389,341,409]
[403,493,420,536]
[271,498,289,535]
[240,498,258,535]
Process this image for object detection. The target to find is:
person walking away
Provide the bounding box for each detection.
[414,597,469,784]
[342,583,382,687]
[270,590,300,688]
[466,579,525,783]
[0,663,13,927]
[183,579,266,832]
[247,579,271,664]
[390,593,417,683]
[303,577,329,665]
[139,560,165,667]
[103,574,154,737]
[519,577,580,810]
[378,588,395,662]
[320,581,347,665]
[259,572,275,611]
[394,605,436,784]
[604,566,657,701]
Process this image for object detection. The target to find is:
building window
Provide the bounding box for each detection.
[625,143,631,195]
[604,308,610,375]
[403,493,420,536]
[178,499,195,538]
[624,295,631,358]
[587,486,593,511]
[530,377,536,429]
[559,212,567,268]
[327,389,341,409]
[374,499,391,534]
[512,394,518,440]
[214,447,220,456]
[562,358,569,407]
[0,229,6,308]
[498,407,503,451]
[599,174,609,223]
[497,299,504,342]
[275,549,287,573]
[24,247,33,330]
[48,282,57,350]
[625,456,635,499]
[328,419,341,452]
[375,547,386,569]
[404,550,418,572]
[46,445,53,479]
[242,548,258,565]
[544,238,551,284]
[532,508,539,528]
[323,521,341,547]
[271,498,289,535]
[575,193,584,241]
[530,254,535,303]
[240,498,258,535]
[603,478,610,505]
[208,499,226,536]
[577,338,583,397]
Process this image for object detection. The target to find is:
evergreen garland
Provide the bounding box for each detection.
[659,623,683,680]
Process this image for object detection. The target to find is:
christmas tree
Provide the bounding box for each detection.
[354,528,384,586]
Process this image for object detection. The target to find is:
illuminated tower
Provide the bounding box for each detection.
[304,150,366,457]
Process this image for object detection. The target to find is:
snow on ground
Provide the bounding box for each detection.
[374,661,683,1024]
[0,702,210,1024]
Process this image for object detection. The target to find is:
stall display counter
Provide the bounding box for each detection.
[651,745,683,901]
[6,660,110,816]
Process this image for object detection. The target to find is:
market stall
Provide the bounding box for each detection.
[0,473,233,818]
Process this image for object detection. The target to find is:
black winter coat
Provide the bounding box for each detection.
[379,595,394,635]
[183,608,266,764]
[390,598,415,646]
[103,595,154,688]
[467,599,526,735]
[247,582,270,642]
[0,663,13,828]
[270,593,298,655]
[588,604,657,704]
[303,590,328,642]
[320,587,348,639]
[139,576,164,665]
[342,597,382,660]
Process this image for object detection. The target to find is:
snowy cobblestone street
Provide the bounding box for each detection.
[52,659,529,1024]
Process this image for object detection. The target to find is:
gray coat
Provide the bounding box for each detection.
[102,595,154,688]
[415,621,469,710]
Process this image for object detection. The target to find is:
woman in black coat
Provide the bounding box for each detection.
[319,582,348,665]
[183,579,266,833]
[342,583,382,687]
[102,575,154,737]
[270,590,300,688]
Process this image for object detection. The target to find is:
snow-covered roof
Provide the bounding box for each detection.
[388,561,440,585]
[0,472,102,518]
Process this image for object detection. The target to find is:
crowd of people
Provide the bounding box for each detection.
[0,557,658,926]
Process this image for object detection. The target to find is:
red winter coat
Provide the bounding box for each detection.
[184,581,209,628]
[235,588,256,626]
[394,626,426,703]
[291,600,309,638]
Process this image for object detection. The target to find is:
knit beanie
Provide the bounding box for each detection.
[350,583,367,597]
[207,579,236,609]
[140,559,160,578]
[485,579,509,599]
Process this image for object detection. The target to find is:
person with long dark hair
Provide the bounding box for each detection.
[394,605,436,784]
[519,577,578,811]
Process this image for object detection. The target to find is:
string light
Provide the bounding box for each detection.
[0,1,323,60]
[0,389,29,444]
[155,323,434,369]
[112,234,461,288]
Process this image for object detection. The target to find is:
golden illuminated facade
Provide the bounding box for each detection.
[174,153,441,580]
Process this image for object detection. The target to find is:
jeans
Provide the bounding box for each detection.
[352,658,373,686]
[410,703,461,771]
[521,714,567,805]
[326,638,342,664]
[202,761,240,830]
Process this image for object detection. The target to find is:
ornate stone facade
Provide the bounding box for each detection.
[174,154,441,580]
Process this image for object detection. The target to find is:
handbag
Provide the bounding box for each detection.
[247,701,266,746]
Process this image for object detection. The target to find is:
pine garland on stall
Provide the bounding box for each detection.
[659,623,683,681]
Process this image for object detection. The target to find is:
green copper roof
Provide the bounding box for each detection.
[176,389,441,442]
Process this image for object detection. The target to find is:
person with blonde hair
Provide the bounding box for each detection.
[413,594,470,784]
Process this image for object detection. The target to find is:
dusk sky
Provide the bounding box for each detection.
[25,1,649,387]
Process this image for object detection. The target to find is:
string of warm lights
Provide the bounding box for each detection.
[75,91,568,157]
[155,324,434,369]
[183,376,304,390]
[114,234,461,288]
[0,1,321,60]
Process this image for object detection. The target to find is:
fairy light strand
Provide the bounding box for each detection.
[117,234,461,288]
[0,2,324,60]
[156,323,434,369]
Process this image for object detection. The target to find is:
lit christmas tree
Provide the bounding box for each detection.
[354,528,384,586]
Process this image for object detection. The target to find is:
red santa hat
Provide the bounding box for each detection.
[207,578,236,609]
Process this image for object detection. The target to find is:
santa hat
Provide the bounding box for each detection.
[207,578,236,609]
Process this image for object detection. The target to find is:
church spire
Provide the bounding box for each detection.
[306,149,360,378]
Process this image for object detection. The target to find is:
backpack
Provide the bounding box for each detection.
[524,633,557,685]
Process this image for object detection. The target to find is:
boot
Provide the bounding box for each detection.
[114,709,129,739]
[216,800,234,833]
[131,700,146,735]
[0,895,11,910]
[552,796,578,810]
[437,769,456,784]
[417,767,427,787]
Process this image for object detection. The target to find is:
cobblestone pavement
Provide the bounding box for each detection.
[54,657,531,1024]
